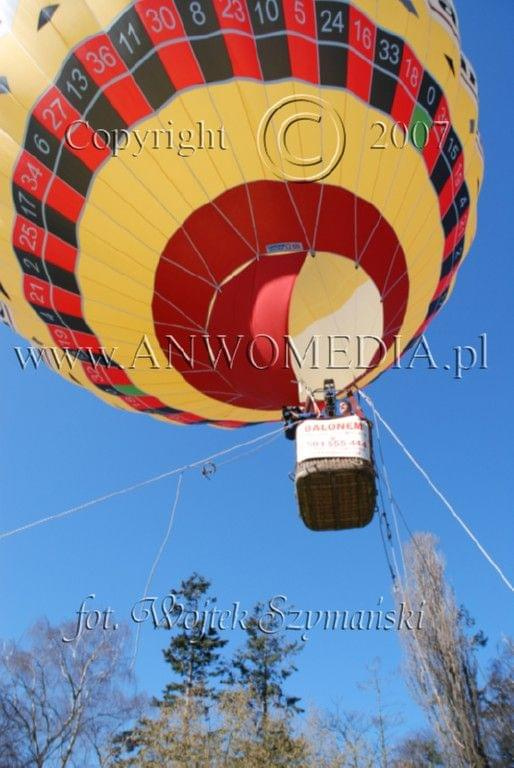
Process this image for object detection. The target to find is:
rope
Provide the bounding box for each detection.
[130,473,184,671]
[368,405,467,753]
[377,491,397,586]
[215,432,282,469]
[361,392,513,595]
[369,403,401,587]
[0,425,285,541]
[371,399,407,583]
[373,446,513,738]
[374,447,397,585]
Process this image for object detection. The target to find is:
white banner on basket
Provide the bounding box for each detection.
[296,416,371,463]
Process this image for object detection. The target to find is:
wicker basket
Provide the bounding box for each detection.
[295,456,376,531]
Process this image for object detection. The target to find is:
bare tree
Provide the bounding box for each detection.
[398,533,490,768]
[0,702,24,768]
[303,708,347,768]
[361,660,401,768]
[306,705,375,768]
[390,729,444,767]
[0,618,144,768]
[111,697,214,768]
[112,687,310,768]
[481,637,514,767]
[218,687,310,768]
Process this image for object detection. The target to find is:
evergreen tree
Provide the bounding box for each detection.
[161,573,227,706]
[229,601,303,732]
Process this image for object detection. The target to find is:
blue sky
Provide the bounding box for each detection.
[1,0,513,740]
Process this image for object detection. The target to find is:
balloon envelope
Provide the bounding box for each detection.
[0,0,483,426]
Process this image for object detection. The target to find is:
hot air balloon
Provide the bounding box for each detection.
[0,0,482,529]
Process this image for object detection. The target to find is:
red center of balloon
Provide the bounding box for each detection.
[152,181,408,411]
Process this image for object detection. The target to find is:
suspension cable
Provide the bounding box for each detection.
[361,391,513,594]
[0,425,285,541]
